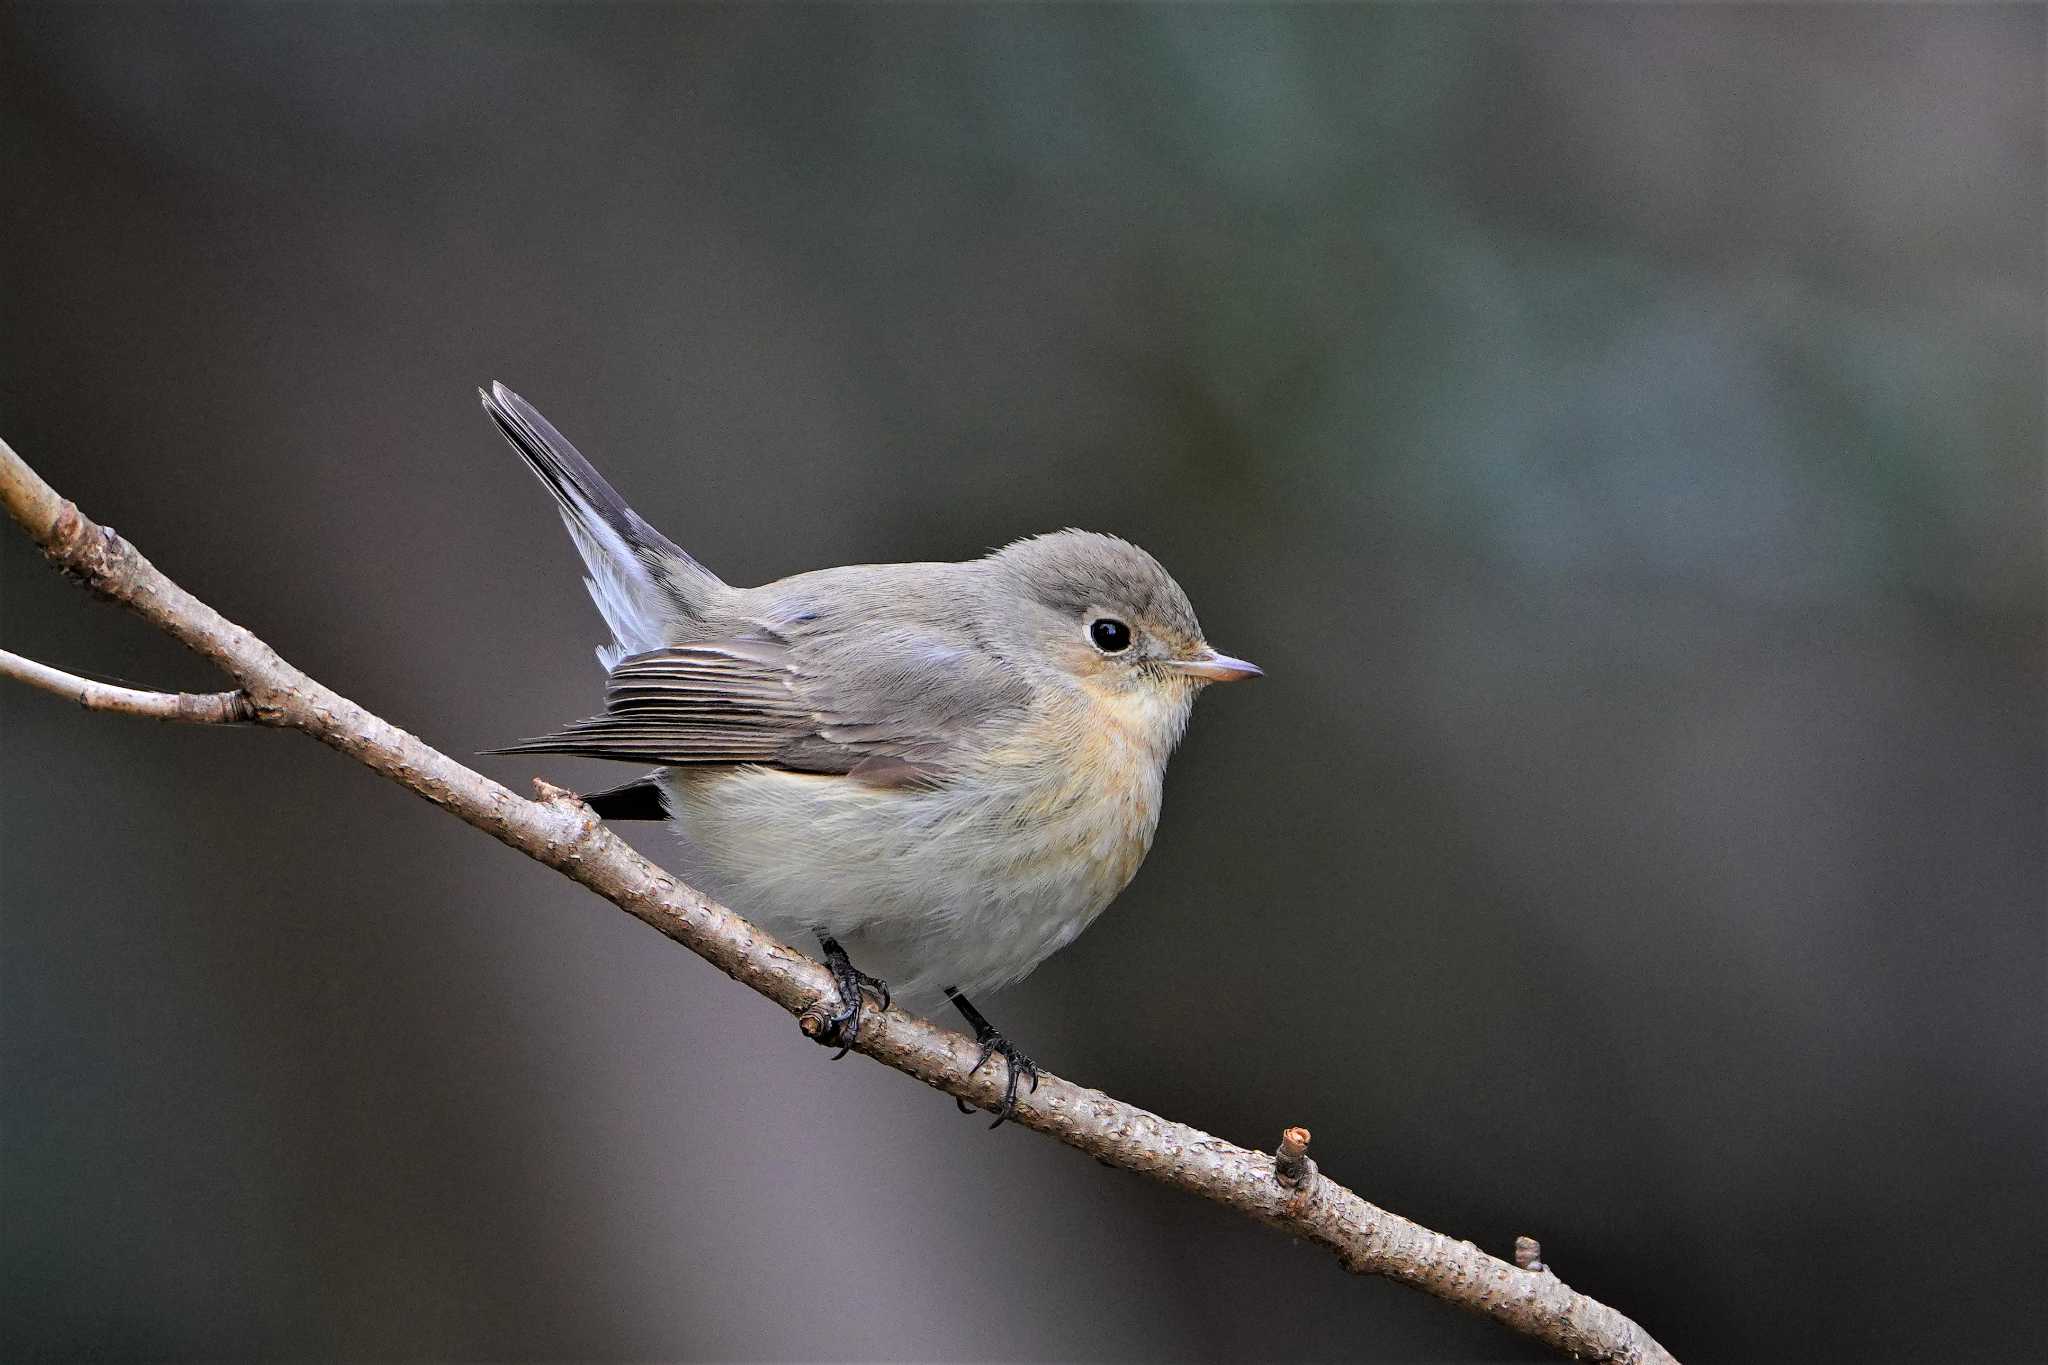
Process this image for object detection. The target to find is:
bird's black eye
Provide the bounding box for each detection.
[1089,618,1132,653]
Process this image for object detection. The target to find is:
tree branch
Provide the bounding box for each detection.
[0,432,1677,1365]
[0,648,255,723]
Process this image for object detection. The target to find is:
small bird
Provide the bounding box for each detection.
[482,383,1258,1123]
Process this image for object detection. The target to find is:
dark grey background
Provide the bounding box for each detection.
[3,4,2042,1362]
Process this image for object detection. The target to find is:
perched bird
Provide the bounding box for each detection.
[482,383,1258,1123]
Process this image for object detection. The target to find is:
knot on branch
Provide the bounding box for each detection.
[175,689,259,725]
[45,502,121,587]
[532,778,583,806]
[1514,1235,1547,1273]
[530,778,608,865]
[796,1002,834,1040]
[1275,1125,1316,1190]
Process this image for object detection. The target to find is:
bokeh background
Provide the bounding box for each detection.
[3,4,2041,1362]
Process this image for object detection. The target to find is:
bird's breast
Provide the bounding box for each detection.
[980,683,1183,877]
[661,686,1182,998]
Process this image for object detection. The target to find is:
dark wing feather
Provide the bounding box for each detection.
[494,645,798,762]
[494,621,1029,787]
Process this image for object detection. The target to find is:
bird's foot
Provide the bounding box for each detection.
[945,987,1039,1129]
[812,936,890,1059]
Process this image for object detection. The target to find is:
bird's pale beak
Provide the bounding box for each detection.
[1166,648,1262,683]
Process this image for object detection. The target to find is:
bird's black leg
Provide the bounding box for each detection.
[944,986,1039,1129]
[814,935,890,1059]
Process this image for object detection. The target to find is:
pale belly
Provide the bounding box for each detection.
[660,752,1164,1002]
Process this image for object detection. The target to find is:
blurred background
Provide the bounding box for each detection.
[3,4,2041,1361]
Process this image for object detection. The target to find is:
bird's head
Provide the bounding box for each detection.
[984,531,1259,746]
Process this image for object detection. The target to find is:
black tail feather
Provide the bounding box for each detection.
[582,775,670,821]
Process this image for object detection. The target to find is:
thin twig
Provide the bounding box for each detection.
[0,648,255,723]
[0,431,1676,1365]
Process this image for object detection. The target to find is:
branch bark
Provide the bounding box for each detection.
[0,432,1677,1365]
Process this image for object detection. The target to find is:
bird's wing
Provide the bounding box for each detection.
[494,623,1031,789]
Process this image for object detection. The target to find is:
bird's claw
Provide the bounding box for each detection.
[956,1023,1039,1129]
[815,937,889,1058]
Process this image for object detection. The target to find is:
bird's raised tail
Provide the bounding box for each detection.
[481,382,725,666]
